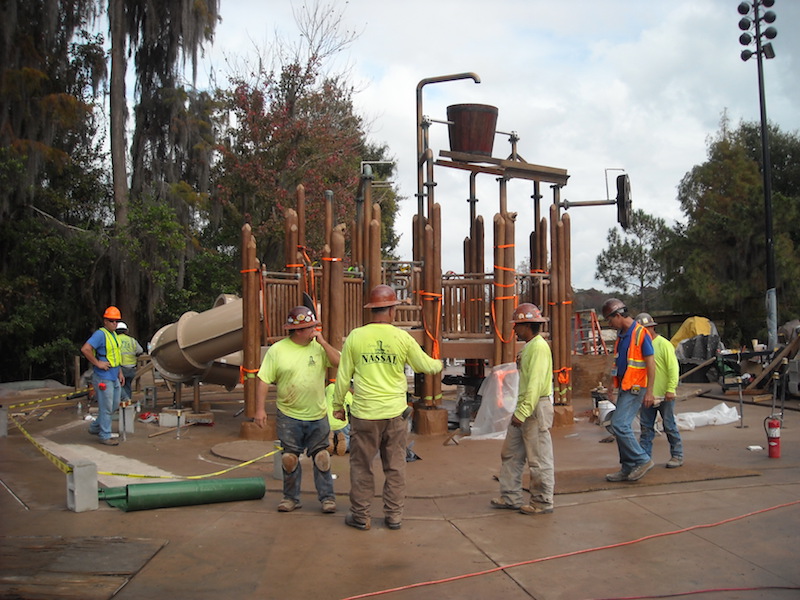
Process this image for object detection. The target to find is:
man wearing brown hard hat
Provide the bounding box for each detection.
[600,298,656,482]
[332,285,442,531]
[491,303,555,516]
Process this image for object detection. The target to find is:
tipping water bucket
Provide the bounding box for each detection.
[447,104,498,157]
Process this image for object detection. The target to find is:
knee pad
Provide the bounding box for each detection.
[282,453,299,473]
[313,449,331,472]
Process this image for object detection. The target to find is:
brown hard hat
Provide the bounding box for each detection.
[284,306,319,330]
[103,306,122,320]
[364,284,402,308]
[635,312,657,327]
[601,298,627,320]
[510,302,549,323]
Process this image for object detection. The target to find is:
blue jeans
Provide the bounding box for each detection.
[639,399,683,460]
[89,375,121,440]
[121,365,137,400]
[610,388,651,472]
[276,410,334,503]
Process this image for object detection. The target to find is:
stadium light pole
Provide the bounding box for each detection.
[738,0,778,349]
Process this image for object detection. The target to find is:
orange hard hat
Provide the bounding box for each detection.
[364,285,402,308]
[103,306,122,320]
[510,303,548,323]
[284,306,319,330]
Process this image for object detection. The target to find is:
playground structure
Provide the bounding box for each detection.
[148,73,630,438]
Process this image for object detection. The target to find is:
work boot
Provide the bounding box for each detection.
[98,438,119,446]
[334,433,347,456]
[277,498,301,512]
[666,456,684,468]
[605,469,630,482]
[519,504,553,516]
[321,499,337,514]
[344,513,370,530]
[627,459,655,481]
[385,517,402,530]
[490,497,522,510]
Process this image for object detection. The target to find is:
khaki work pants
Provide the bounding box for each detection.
[348,414,407,522]
[497,398,555,509]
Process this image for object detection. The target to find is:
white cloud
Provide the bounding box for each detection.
[202,0,800,291]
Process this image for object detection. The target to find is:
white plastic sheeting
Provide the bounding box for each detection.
[676,402,740,431]
[468,363,518,440]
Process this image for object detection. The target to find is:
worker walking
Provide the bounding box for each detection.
[254,306,341,514]
[635,313,684,468]
[601,298,656,482]
[116,322,143,401]
[491,303,555,515]
[332,285,443,531]
[80,306,124,446]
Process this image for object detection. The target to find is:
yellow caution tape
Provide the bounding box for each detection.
[8,409,283,481]
[6,387,91,410]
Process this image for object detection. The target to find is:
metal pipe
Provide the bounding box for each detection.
[415,73,481,261]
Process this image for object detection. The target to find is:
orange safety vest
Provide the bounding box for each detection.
[613,322,649,391]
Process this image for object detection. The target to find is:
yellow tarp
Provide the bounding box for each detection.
[670,316,712,348]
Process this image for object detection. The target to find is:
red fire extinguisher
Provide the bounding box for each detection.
[764,415,782,459]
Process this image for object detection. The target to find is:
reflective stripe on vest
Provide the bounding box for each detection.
[613,323,648,391]
[100,328,122,367]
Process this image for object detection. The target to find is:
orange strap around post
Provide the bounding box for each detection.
[419,291,442,359]
[239,366,260,385]
[554,367,571,385]
[491,296,516,344]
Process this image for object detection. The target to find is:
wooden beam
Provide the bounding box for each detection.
[744,336,800,391]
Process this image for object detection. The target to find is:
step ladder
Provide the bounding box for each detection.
[573,309,608,355]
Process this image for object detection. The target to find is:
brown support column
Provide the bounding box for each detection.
[502,210,517,364]
[492,213,505,366]
[241,224,260,420]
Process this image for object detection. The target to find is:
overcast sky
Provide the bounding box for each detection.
[196,0,800,291]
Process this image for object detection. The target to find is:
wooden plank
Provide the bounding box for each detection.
[0,536,167,600]
[679,356,716,381]
[438,150,570,185]
[744,336,800,391]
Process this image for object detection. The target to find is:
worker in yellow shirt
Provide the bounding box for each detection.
[254,306,340,514]
[332,285,442,531]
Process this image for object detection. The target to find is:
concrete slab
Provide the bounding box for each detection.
[1,383,799,600]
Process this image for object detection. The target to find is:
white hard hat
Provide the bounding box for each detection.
[116,321,128,331]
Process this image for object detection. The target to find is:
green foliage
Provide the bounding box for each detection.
[595,209,670,310]
[663,117,800,345]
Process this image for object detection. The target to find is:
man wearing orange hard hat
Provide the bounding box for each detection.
[80,306,124,446]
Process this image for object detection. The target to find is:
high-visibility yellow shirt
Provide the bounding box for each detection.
[651,334,679,397]
[257,337,333,421]
[325,383,352,430]
[514,334,554,421]
[332,323,442,420]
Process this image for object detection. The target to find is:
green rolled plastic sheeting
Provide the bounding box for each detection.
[99,477,266,512]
